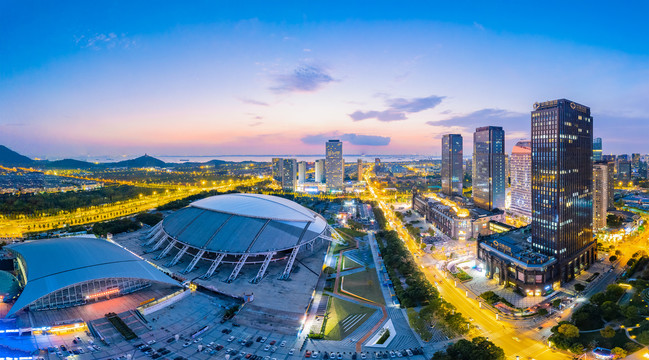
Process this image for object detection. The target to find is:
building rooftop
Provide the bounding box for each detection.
[479,226,556,267]
[163,194,328,254]
[5,236,179,317]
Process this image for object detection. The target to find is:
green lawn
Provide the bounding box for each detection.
[341,269,385,305]
[324,297,376,340]
[343,255,363,270]
[337,227,368,238]
[578,329,643,353]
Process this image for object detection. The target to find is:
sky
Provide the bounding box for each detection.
[1,1,648,159]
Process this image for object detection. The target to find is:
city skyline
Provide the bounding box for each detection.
[1,2,649,158]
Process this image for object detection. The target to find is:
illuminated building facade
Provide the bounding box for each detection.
[593,161,613,230]
[472,126,506,211]
[272,158,282,182]
[632,153,641,175]
[510,140,532,218]
[531,99,596,283]
[412,191,504,241]
[593,137,602,162]
[325,140,343,191]
[477,99,597,295]
[441,134,463,196]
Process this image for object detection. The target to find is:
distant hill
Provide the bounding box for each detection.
[112,154,167,168]
[46,159,97,169]
[0,145,239,170]
[0,145,34,167]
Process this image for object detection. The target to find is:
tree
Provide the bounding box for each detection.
[600,326,616,338]
[611,347,627,359]
[552,298,562,308]
[574,283,586,292]
[621,305,638,319]
[557,324,580,338]
[609,255,618,262]
[432,337,505,360]
[600,301,621,321]
[537,308,548,316]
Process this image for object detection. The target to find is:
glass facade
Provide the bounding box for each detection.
[531,99,594,274]
[472,126,506,210]
[441,134,463,196]
[325,140,343,191]
[593,137,602,162]
[28,278,150,311]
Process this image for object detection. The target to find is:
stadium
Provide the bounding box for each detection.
[143,193,332,283]
[4,237,180,318]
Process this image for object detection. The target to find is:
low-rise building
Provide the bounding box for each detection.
[477,226,559,296]
[412,191,504,241]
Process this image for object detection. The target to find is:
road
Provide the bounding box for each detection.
[363,174,571,359]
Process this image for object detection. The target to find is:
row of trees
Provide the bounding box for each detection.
[0,185,160,216]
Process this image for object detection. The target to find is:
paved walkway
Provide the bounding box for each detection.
[333,241,388,352]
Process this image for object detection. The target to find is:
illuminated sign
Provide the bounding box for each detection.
[85,288,120,300]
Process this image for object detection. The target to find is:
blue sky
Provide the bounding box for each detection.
[1,1,648,158]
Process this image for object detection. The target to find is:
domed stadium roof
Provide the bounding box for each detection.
[161,193,327,254]
[6,236,179,317]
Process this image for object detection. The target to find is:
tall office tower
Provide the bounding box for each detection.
[281,158,297,191]
[617,160,631,182]
[593,138,602,162]
[441,134,463,196]
[509,140,532,218]
[298,161,307,184]
[325,140,344,191]
[464,159,472,180]
[272,158,283,182]
[531,99,595,282]
[632,153,641,174]
[374,158,382,171]
[617,154,629,161]
[357,159,363,181]
[472,126,506,210]
[315,159,325,183]
[593,162,612,230]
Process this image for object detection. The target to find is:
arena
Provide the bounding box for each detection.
[4,236,180,318]
[143,193,331,283]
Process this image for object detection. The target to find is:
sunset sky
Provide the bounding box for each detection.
[1,1,648,159]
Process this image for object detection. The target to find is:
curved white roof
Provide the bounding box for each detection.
[191,193,319,222]
[6,237,179,317]
[162,194,327,254]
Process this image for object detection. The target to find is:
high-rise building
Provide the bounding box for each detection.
[272,158,282,182]
[298,161,307,184]
[357,159,363,182]
[472,126,506,210]
[441,134,463,196]
[632,153,641,175]
[593,138,602,162]
[617,160,631,182]
[593,162,613,230]
[509,140,532,218]
[281,159,298,191]
[315,159,325,183]
[325,140,343,191]
[531,99,595,282]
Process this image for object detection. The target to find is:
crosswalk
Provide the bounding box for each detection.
[341,313,368,332]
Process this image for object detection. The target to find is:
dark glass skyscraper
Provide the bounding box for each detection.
[472,126,505,211]
[441,134,463,196]
[531,99,596,282]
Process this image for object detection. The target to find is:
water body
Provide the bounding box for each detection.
[77,155,441,164]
